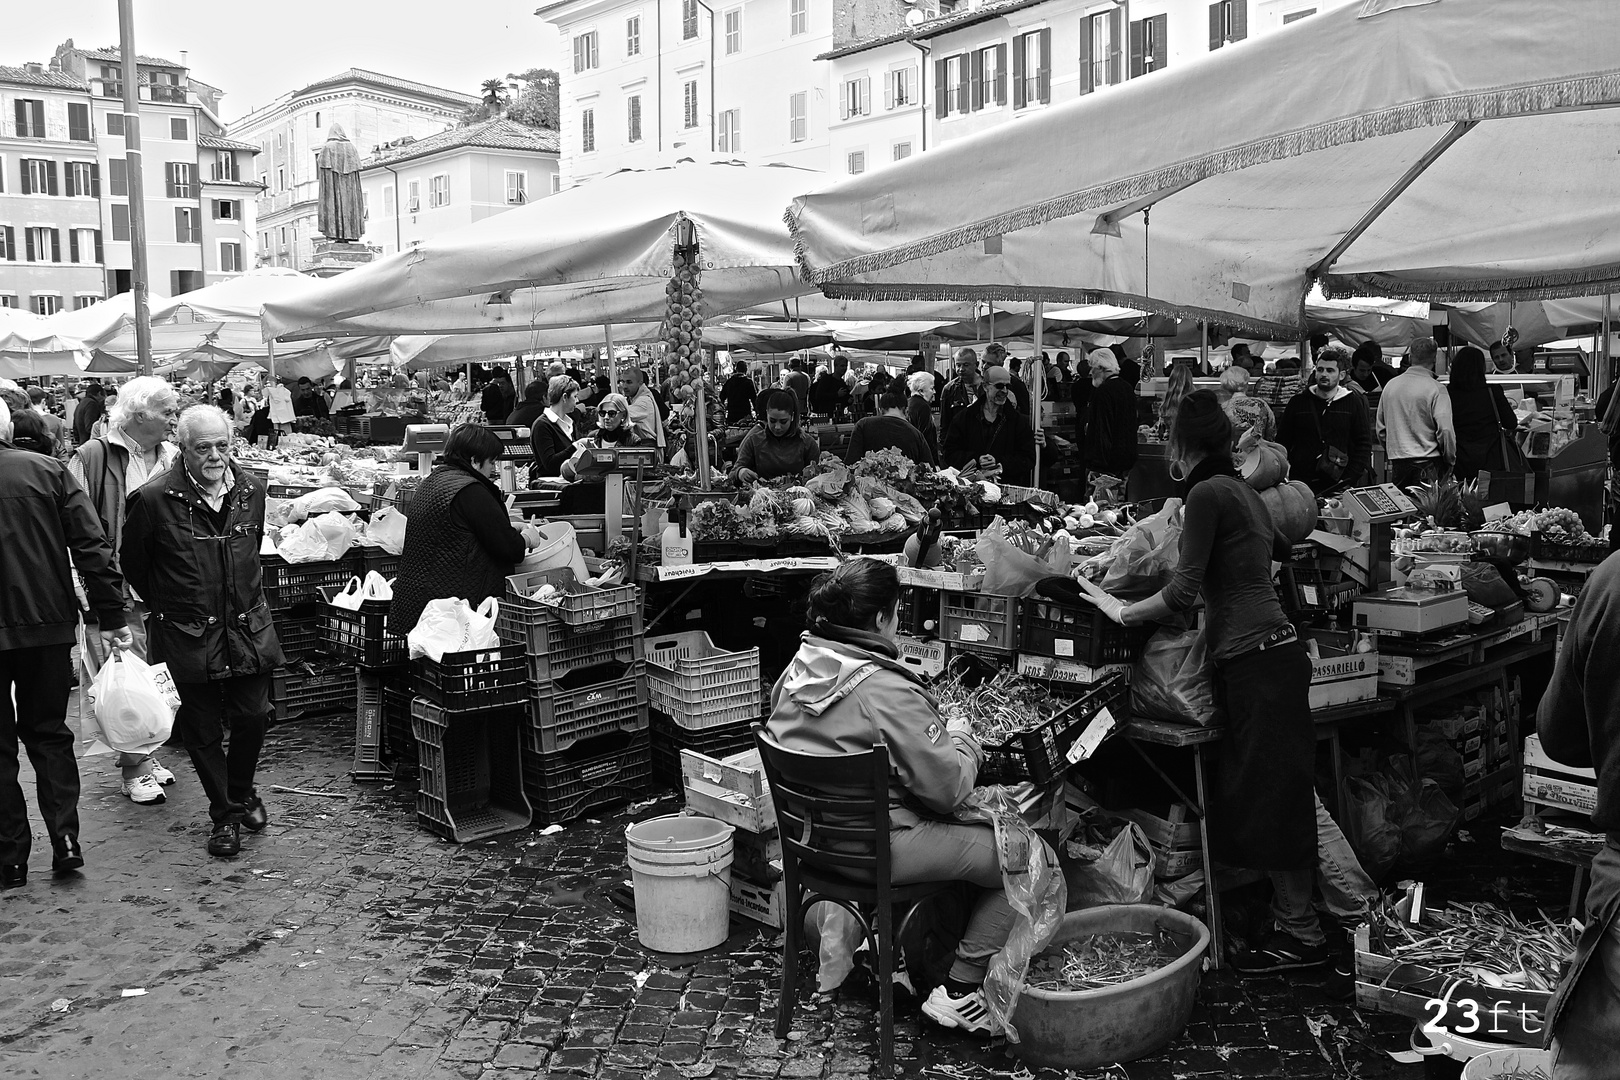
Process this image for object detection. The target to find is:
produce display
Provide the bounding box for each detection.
[1371,901,1575,992]
[1025,929,1183,992]
[682,451,930,547]
[931,669,1070,744]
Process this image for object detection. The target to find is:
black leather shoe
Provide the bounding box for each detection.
[207,822,241,858]
[240,794,269,833]
[51,835,84,875]
[0,864,25,889]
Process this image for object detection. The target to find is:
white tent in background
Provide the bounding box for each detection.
[787,0,1620,335]
[0,308,89,378]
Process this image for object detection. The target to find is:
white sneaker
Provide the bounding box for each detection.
[148,758,177,786]
[921,985,994,1035]
[120,774,166,805]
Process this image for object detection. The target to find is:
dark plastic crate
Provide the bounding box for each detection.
[977,672,1130,785]
[272,611,322,663]
[505,567,639,629]
[496,598,643,686]
[649,711,755,787]
[383,681,416,772]
[411,698,532,842]
[519,730,653,825]
[899,587,941,638]
[941,591,1021,653]
[1530,531,1609,563]
[358,548,401,582]
[524,666,650,754]
[269,663,354,724]
[352,673,391,781]
[410,644,527,713]
[1287,566,1360,612]
[261,553,357,612]
[1019,598,1151,666]
[316,584,408,668]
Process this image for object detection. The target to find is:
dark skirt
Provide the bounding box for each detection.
[1209,640,1317,872]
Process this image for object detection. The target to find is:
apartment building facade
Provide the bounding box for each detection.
[824,0,1352,175]
[228,70,477,271]
[538,0,914,188]
[358,118,560,258]
[0,43,260,312]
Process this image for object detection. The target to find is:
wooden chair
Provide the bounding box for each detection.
[753,725,952,1077]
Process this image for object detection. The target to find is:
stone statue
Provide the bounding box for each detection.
[316,124,364,242]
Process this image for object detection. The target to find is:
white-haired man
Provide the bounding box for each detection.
[906,370,939,461]
[120,406,285,859]
[70,375,182,805]
[1082,349,1139,490]
[0,396,131,887]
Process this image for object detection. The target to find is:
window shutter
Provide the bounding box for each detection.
[970,51,984,111]
[70,230,80,263]
[170,271,181,296]
[995,44,1007,105]
[13,100,26,137]
[935,59,948,118]
[1038,29,1051,102]
[1152,16,1168,69]
[884,72,894,110]
[94,230,103,264]
[47,161,59,196]
[25,229,35,262]
[861,76,871,115]
[1232,0,1248,41]
[3,227,13,261]
[31,100,43,137]
[957,54,970,114]
[51,229,61,262]
[1110,10,1125,85]
[165,165,177,199]
[1129,19,1144,77]
[176,206,186,242]
[69,102,89,141]
[1077,23,1093,95]
[840,85,849,121]
[1210,3,1224,49]
[1013,33,1028,107]
[19,161,31,196]
[91,162,100,197]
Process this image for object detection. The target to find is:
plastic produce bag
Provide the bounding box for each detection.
[310,511,358,560]
[1100,499,1184,599]
[1060,812,1155,907]
[953,786,1066,1042]
[367,506,408,555]
[329,571,394,611]
[1342,775,1401,882]
[1131,627,1217,727]
[290,487,361,518]
[1413,721,1465,793]
[976,518,1074,598]
[1398,778,1462,861]
[407,596,501,661]
[88,653,176,756]
[275,519,331,563]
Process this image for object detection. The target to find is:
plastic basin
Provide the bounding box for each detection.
[1010,904,1210,1070]
[1461,1046,1553,1078]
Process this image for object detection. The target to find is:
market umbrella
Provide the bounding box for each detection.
[390,324,663,372]
[787,0,1620,335]
[261,160,828,342]
[0,308,89,377]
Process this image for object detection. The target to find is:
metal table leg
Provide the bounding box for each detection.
[1192,745,1223,969]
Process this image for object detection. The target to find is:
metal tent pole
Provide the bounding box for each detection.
[117,0,153,376]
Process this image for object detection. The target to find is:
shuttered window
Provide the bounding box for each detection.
[13,99,45,138]
[1129,14,1169,77]
[1011,29,1051,108]
[68,103,91,141]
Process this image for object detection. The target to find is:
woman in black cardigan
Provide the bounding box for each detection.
[1448,346,1519,485]
[529,375,582,478]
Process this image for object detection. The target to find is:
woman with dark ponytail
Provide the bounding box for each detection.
[763,557,1009,1035]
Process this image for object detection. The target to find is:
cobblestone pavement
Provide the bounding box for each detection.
[3,710,1542,1080]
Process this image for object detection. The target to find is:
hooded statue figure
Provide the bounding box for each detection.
[316,123,364,242]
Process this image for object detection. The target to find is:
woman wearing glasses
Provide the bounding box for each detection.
[559,393,649,481]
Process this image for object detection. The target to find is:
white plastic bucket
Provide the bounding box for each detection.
[1460,1046,1553,1078]
[625,814,735,953]
[517,521,588,580]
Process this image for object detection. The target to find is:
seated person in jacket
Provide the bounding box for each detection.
[1276,346,1372,493]
[763,558,1009,1035]
[943,366,1041,485]
[559,393,651,480]
[844,388,936,467]
[732,390,821,484]
[529,376,583,479]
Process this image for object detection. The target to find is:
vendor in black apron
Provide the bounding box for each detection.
[1080,391,1377,973]
[1537,556,1620,1076]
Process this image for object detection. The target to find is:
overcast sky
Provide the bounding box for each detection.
[9,1,562,123]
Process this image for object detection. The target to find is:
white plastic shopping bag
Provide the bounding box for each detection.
[87,653,176,756]
[310,511,358,560]
[367,507,408,555]
[329,576,366,611]
[407,597,501,661]
[331,572,395,610]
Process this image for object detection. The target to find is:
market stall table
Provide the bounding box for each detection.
[1118,696,1397,968]
[1499,830,1600,919]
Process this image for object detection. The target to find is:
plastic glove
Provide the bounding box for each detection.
[520,524,543,549]
[1078,577,1128,625]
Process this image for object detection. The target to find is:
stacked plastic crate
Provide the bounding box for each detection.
[645,631,764,787]
[407,638,532,842]
[261,550,359,724]
[499,568,652,825]
[315,565,408,782]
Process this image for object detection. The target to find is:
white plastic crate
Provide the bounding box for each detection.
[645,631,762,731]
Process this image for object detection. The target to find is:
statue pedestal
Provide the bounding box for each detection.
[309,239,378,277]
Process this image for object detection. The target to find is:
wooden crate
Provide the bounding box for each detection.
[1309,675,1380,710]
[680,747,774,834]
[1015,654,1131,687]
[730,875,787,929]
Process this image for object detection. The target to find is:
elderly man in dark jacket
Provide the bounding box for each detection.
[0,398,130,888]
[942,366,1041,485]
[121,405,285,859]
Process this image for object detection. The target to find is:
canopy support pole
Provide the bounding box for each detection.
[694,346,710,481]
[1308,120,1478,280]
[1199,320,1208,372]
[1091,174,1207,236]
[267,337,276,381]
[1032,300,1043,485]
[1604,295,1613,399]
[118,0,154,378]
[603,323,615,374]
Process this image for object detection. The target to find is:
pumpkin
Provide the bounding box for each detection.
[1239,439,1290,491]
[1261,480,1317,543]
